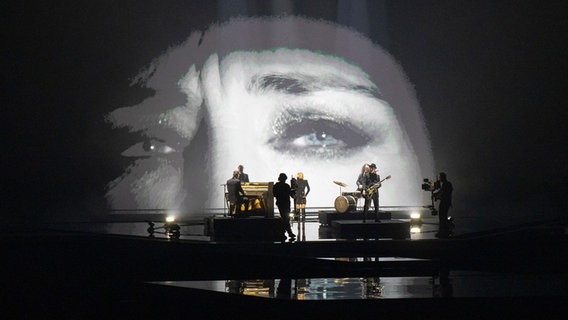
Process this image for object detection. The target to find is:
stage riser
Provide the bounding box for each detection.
[205,216,286,241]
[332,220,410,240]
[319,211,392,226]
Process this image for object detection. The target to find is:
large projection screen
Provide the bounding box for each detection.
[104,16,434,215]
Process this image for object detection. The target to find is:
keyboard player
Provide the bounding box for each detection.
[226,170,249,216]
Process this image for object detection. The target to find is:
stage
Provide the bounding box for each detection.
[204,210,409,241]
[3,209,567,318]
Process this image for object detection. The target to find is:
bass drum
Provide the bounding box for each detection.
[334,195,357,213]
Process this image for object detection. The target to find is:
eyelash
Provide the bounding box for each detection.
[268,116,375,158]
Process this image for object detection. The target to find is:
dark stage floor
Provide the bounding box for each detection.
[3,208,568,319]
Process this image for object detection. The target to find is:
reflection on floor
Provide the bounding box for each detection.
[152,271,568,300]
[74,209,567,301]
[6,208,567,318]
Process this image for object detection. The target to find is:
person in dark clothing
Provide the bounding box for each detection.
[356,163,370,192]
[276,278,292,299]
[294,172,310,223]
[226,170,248,216]
[273,173,296,239]
[362,163,381,222]
[433,172,453,238]
[290,175,298,214]
[356,163,370,212]
[237,164,249,183]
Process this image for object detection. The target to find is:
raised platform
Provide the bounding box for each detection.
[205,216,286,242]
[319,210,391,226]
[332,219,410,239]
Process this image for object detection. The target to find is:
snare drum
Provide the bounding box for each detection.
[334,195,357,213]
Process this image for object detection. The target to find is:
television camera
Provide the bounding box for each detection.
[421,178,438,215]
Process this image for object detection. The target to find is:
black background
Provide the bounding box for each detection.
[4,1,567,225]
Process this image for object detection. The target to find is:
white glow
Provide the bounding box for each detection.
[410,227,421,233]
[166,215,176,222]
[410,212,421,219]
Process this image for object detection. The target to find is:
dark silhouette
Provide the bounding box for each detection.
[276,278,292,299]
[356,163,370,191]
[226,170,249,216]
[290,175,298,216]
[237,164,249,182]
[273,173,296,239]
[362,163,380,222]
[356,163,370,213]
[294,172,310,222]
[433,172,453,238]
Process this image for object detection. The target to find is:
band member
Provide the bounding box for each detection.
[272,173,296,239]
[290,175,297,216]
[237,164,249,183]
[356,163,371,191]
[294,172,310,222]
[226,170,248,216]
[363,163,381,221]
[432,172,453,238]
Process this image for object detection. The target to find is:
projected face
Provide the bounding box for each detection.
[105,17,433,213]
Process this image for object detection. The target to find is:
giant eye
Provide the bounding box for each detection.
[121,139,177,158]
[269,112,377,158]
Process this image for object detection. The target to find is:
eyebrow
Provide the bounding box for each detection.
[248,73,382,99]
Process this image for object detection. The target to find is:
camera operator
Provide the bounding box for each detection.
[432,172,453,238]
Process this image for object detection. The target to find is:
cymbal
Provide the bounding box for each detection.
[333,180,348,187]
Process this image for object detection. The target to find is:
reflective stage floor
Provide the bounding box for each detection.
[152,271,568,300]
[4,210,568,318]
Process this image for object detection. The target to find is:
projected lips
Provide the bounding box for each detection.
[105,17,433,214]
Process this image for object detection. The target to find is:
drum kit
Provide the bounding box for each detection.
[332,180,361,213]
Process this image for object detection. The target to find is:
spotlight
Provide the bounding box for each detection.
[410,212,422,225]
[163,215,180,239]
[410,212,422,233]
[410,226,421,233]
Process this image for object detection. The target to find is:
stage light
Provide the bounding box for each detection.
[410,212,422,234]
[410,212,422,225]
[410,226,421,233]
[166,215,176,223]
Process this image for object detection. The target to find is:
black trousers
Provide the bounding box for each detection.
[363,194,379,215]
[277,203,294,235]
[438,201,451,234]
[233,196,249,216]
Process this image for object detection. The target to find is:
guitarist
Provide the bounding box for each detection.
[363,163,381,222]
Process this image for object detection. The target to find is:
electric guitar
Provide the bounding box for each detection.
[363,175,391,198]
